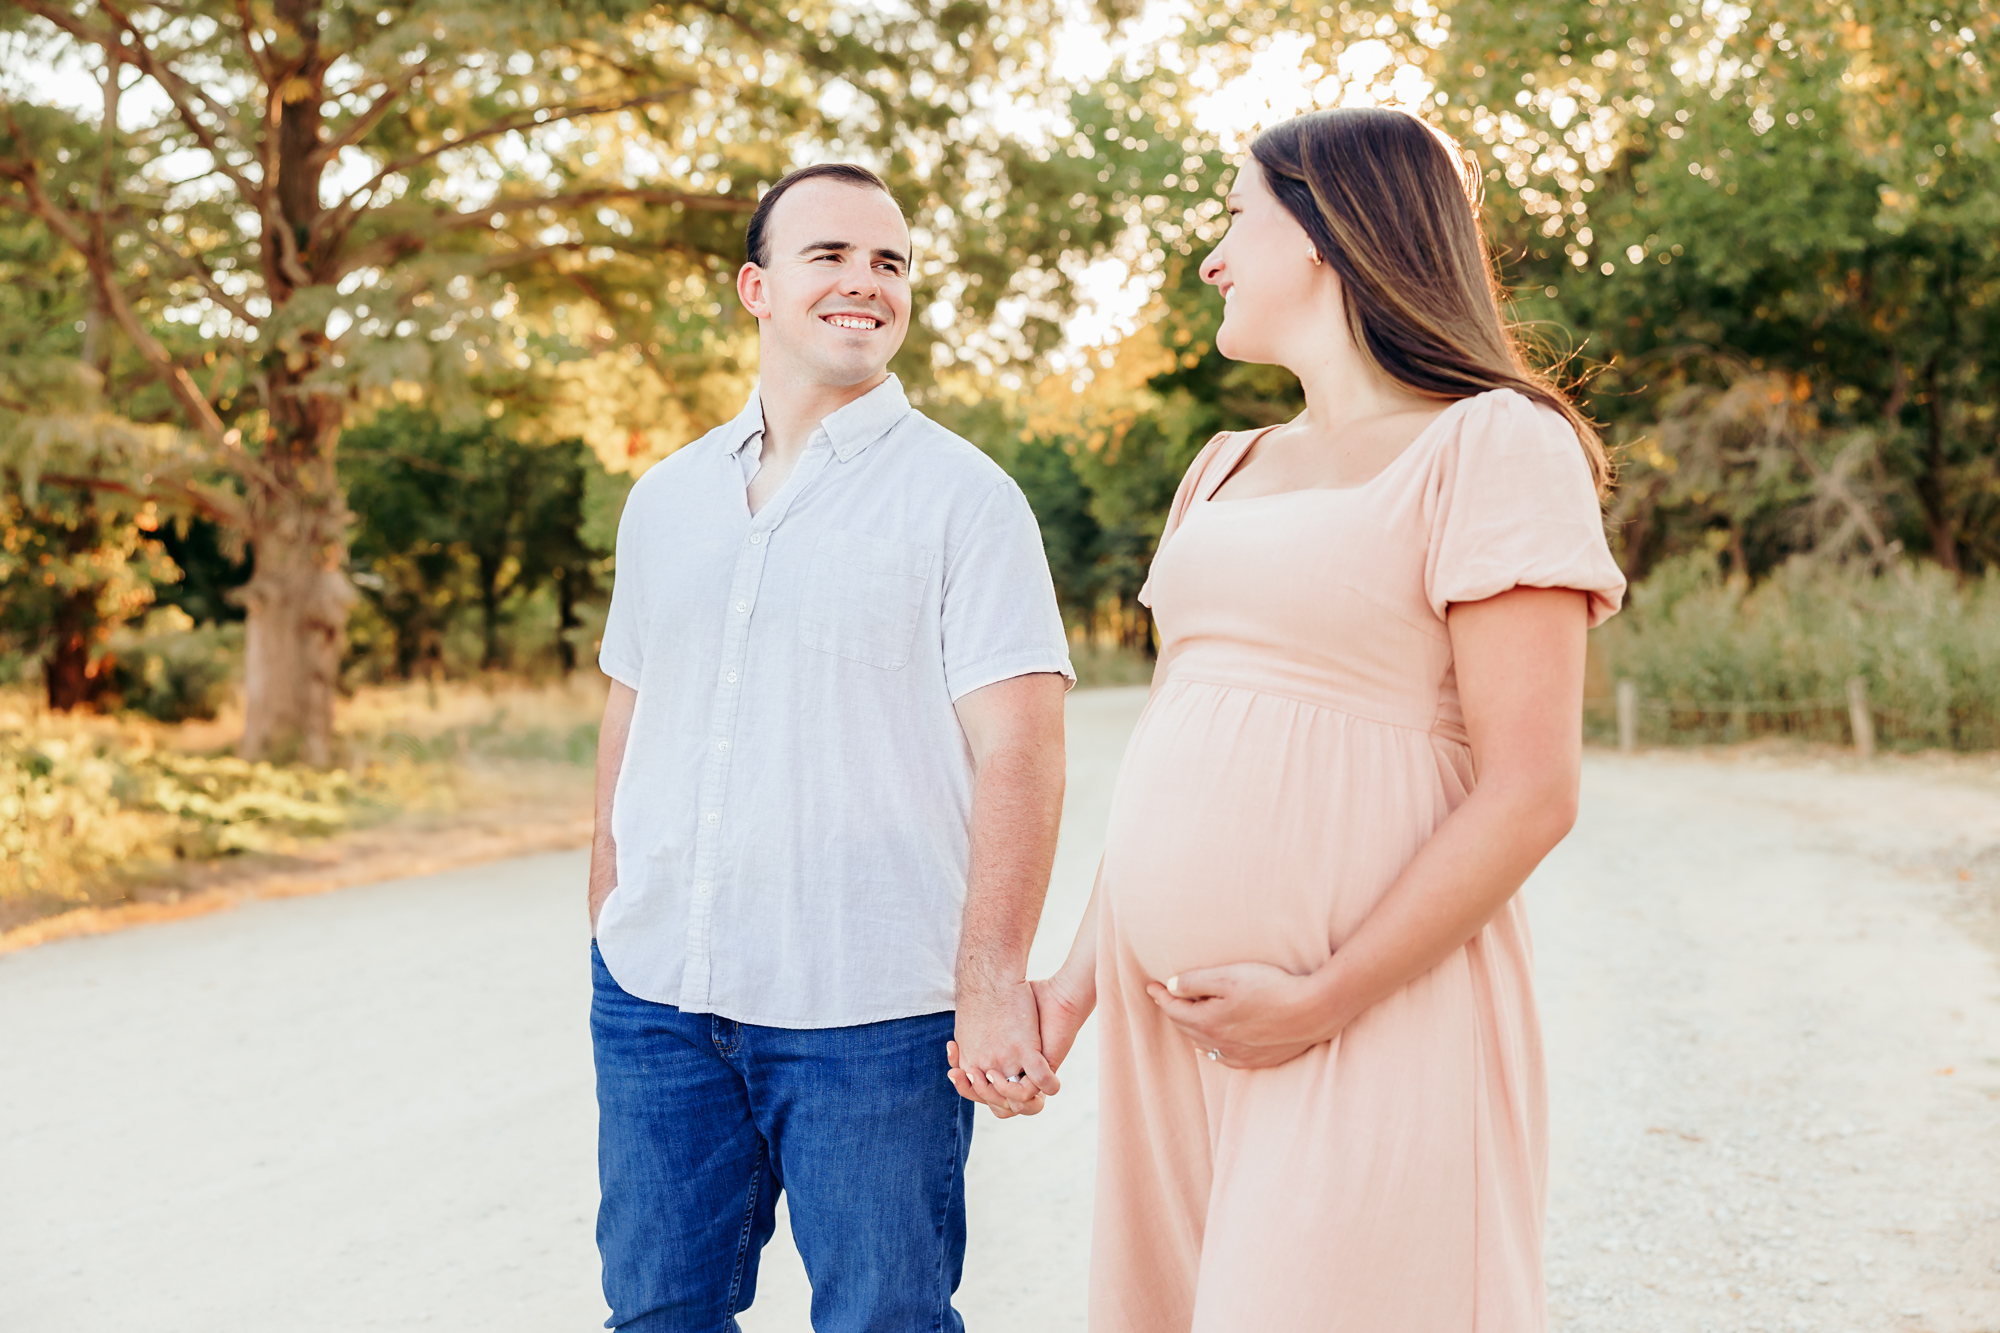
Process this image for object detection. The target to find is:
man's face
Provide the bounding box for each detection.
[737,180,912,388]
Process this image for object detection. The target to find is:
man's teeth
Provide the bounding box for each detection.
[826,315,879,330]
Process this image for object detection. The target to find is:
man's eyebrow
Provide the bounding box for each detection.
[798,239,910,269]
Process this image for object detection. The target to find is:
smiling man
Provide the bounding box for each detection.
[585,163,1074,1332]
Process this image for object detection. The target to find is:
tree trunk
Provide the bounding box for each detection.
[1916,354,1960,573]
[236,451,355,766]
[554,566,580,676]
[478,552,504,671]
[43,589,101,712]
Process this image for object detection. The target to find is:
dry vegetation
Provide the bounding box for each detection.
[1,677,605,941]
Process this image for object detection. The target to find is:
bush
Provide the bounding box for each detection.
[103,617,242,723]
[1591,555,2000,750]
[0,727,355,927]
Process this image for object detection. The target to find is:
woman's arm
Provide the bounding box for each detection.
[947,861,1100,1117]
[1147,586,1589,1066]
[1034,869,1100,1070]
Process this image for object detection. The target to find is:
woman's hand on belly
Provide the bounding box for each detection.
[1146,962,1334,1069]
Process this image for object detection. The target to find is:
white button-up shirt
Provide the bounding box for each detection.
[594,376,1073,1028]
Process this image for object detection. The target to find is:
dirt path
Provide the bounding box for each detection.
[3,689,1998,1331]
[1537,750,2000,1332]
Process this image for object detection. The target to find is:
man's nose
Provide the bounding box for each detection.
[840,258,881,297]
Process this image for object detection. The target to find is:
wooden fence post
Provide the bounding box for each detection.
[1616,679,1638,755]
[1846,676,1875,759]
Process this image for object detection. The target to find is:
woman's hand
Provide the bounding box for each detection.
[1032,972,1093,1074]
[1146,962,1334,1069]
[946,964,1098,1120]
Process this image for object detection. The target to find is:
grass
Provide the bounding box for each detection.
[1589,556,2000,751]
[1069,639,1156,689]
[1,677,606,933]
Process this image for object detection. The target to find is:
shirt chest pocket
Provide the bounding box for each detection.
[799,529,937,670]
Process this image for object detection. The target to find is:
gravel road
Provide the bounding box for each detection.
[4,687,1998,1331]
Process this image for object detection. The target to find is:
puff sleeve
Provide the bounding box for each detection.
[1423,390,1626,627]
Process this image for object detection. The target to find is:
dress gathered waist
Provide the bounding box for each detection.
[1158,668,1453,740]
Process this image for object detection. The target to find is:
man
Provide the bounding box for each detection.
[587,162,1073,1332]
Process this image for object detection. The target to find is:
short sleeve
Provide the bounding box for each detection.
[596,486,646,689]
[1423,391,1626,627]
[940,478,1076,700]
[1137,432,1231,610]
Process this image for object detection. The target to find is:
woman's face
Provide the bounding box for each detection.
[1199,157,1332,365]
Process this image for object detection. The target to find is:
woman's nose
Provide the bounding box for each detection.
[1199,249,1223,285]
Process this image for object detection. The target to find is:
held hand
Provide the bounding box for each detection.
[1031,974,1093,1075]
[945,1040,1044,1119]
[947,978,1058,1117]
[1145,961,1331,1070]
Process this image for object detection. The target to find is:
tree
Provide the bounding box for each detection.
[0,0,1074,762]
[1435,0,2000,575]
[340,408,605,678]
[0,483,178,707]
[977,1,1998,592]
[0,172,186,707]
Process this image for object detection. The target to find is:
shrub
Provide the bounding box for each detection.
[1591,555,2000,750]
[103,619,242,723]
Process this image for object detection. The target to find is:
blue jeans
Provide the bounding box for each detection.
[590,942,975,1332]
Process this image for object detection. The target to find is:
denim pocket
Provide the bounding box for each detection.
[798,529,934,669]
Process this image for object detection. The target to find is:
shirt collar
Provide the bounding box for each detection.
[725,375,912,464]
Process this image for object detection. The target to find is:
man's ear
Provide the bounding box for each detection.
[736,262,770,319]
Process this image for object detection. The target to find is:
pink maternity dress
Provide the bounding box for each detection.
[1091,389,1627,1332]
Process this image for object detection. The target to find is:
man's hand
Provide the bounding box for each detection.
[588,681,638,936]
[1145,961,1330,1070]
[588,866,616,936]
[947,977,1058,1117]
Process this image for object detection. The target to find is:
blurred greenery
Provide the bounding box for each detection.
[339,409,612,681]
[0,676,605,928]
[1592,556,2000,751]
[0,0,1995,754]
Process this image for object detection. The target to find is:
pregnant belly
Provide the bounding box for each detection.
[1102,681,1456,983]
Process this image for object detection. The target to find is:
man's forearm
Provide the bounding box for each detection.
[954,739,1065,992]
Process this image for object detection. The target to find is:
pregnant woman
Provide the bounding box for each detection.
[1024,108,1626,1329]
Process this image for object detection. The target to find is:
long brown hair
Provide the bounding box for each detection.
[1249,108,1611,494]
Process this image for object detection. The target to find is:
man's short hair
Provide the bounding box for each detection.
[744,163,898,268]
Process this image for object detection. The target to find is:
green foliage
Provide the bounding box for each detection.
[1032,1,1998,593]
[1593,556,2000,750]
[1436,0,2000,576]
[339,409,610,678]
[0,726,355,925]
[0,481,180,708]
[0,678,604,928]
[1,0,1101,754]
[102,619,242,724]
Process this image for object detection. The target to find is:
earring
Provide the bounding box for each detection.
[1307,248,1323,266]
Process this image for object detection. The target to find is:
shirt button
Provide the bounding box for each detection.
[716,740,729,752]
[705,811,719,825]
[748,533,763,545]
[725,671,739,684]
[735,600,749,613]
[694,881,712,898]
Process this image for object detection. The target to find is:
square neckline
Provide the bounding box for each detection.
[1198,396,1473,505]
